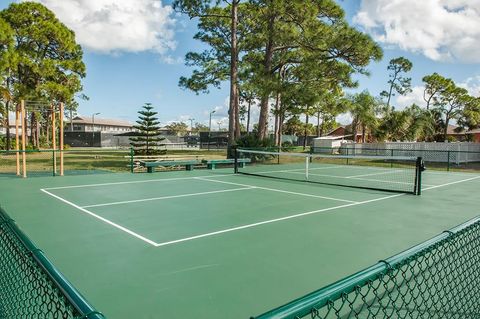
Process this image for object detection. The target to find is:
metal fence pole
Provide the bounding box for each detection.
[130,147,134,173]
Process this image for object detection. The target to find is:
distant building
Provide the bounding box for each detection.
[67,116,134,133]
[445,124,466,141]
[466,128,480,143]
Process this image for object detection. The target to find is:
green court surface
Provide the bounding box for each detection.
[1,165,480,318]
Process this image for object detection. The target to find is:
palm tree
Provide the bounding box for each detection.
[349,91,379,143]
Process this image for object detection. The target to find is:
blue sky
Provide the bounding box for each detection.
[3,0,480,127]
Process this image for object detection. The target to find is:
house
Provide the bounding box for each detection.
[446,124,466,141]
[466,128,480,143]
[67,116,134,133]
[325,125,371,143]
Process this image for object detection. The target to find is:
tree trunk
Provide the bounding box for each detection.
[444,115,450,142]
[257,14,275,140]
[70,109,74,131]
[303,106,309,150]
[352,118,358,143]
[274,92,280,146]
[36,115,40,148]
[246,100,251,133]
[362,124,366,143]
[316,111,321,137]
[5,100,10,150]
[228,0,239,149]
[278,111,284,147]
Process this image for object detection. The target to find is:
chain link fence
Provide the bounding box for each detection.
[312,146,480,172]
[0,207,105,318]
[0,149,132,177]
[253,216,480,319]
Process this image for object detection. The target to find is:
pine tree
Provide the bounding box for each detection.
[130,103,165,155]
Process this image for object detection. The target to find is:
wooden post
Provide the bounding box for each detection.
[15,105,20,175]
[59,102,64,176]
[21,100,26,178]
[51,104,56,175]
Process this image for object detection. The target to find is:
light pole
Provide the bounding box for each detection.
[208,110,216,150]
[91,112,100,147]
[188,118,195,135]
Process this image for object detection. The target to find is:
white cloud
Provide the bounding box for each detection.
[458,76,480,97]
[395,86,426,109]
[354,0,480,62]
[33,0,176,55]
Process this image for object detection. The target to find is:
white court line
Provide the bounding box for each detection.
[153,174,480,247]
[422,175,480,190]
[40,189,158,246]
[43,174,234,190]
[194,177,357,204]
[40,173,480,248]
[82,187,255,208]
[153,193,404,247]
[346,170,402,178]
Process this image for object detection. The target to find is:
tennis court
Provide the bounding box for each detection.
[1,155,480,318]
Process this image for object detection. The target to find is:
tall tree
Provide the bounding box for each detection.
[130,103,165,155]
[422,73,449,110]
[0,16,15,149]
[246,0,382,139]
[380,57,413,108]
[349,91,379,143]
[173,0,242,152]
[1,2,86,148]
[165,122,189,136]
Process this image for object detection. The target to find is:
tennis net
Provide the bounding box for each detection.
[0,207,105,319]
[235,149,423,195]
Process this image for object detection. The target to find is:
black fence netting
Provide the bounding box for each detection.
[0,207,105,319]
[253,217,480,319]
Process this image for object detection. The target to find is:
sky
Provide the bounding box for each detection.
[3,0,480,128]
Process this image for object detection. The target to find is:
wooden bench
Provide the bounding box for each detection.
[140,160,200,173]
[202,158,251,170]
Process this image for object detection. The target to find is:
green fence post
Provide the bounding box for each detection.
[130,147,134,173]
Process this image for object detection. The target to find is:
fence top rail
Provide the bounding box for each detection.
[0,207,105,319]
[311,146,480,154]
[253,214,480,319]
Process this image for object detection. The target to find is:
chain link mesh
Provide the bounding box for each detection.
[0,208,105,319]
[254,218,480,319]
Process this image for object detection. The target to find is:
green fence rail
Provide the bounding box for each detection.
[252,216,480,319]
[0,207,105,318]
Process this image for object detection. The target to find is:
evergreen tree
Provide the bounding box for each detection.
[130,103,165,155]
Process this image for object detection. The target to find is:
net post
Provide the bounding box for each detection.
[415,156,423,195]
[130,146,134,173]
[233,146,238,173]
